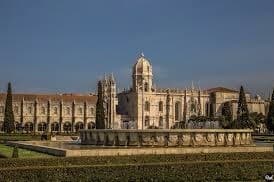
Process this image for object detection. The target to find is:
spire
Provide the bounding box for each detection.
[191,81,195,90]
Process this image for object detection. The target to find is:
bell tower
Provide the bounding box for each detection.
[132,53,153,93]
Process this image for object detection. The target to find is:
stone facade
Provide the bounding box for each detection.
[116,54,268,129]
[0,93,97,133]
[0,54,269,132]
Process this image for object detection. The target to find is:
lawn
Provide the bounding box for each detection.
[0,144,53,158]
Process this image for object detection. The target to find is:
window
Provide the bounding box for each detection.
[90,107,94,115]
[15,122,20,131]
[159,116,163,127]
[0,106,4,113]
[88,122,95,129]
[144,82,148,92]
[175,102,181,121]
[28,107,32,114]
[63,122,72,133]
[66,107,70,115]
[38,122,47,132]
[41,107,46,114]
[53,107,58,115]
[159,101,163,112]
[24,122,33,133]
[51,122,59,132]
[147,66,150,72]
[75,122,84,132]
[14,106,19,114]
[78,107,83,115]
[145,116,150,126]
[145,101,150,111]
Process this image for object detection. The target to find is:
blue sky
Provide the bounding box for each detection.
[0,0,273,97]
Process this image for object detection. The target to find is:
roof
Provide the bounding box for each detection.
[206,87,238,93]
[0,93,97,103]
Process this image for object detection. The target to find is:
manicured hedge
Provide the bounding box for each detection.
[0,152,274,168]
[0,160,272,181]
[0,134,41,142]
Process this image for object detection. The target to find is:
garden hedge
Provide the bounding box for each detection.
[0,160,273,181]
[0,152,274,168]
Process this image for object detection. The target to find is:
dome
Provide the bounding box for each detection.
[132,53,152,76]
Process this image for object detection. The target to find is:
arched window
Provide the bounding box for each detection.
[90,107,95,115]
[63,122,72,133]
[51,122,59,132]
[53,107,58,115]
[145,101,150,111]
[175,102,181,121]
[88,122,95,129]
[159,101,163,112]
[41,107,46,114]
[159,116,163,127]
[78,107,83,115]
[75,122,84,132]
[24,122,33,133]
[15,122,20,132]
[28,107,32,114]
[145,116,150,126]
[66,107,70,115]
[144,82,149,92]
[38,122,47,132]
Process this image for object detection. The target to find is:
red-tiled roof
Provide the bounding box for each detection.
[0,93,97,103]
[206,87,238,93]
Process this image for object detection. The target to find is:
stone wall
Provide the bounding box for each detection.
[80,129,253,147]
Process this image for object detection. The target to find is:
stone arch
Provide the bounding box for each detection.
[38,122,47,132]
[24,122,34,133]
[15,122,20,132]
[51,122,59,132]
[75,121,84,132]
[87,122,95,129]
[145,116,150,126]
[63,122,72,133]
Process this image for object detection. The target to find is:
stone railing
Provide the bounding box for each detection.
[80,129,254,147]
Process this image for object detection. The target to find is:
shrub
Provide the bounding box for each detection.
[12,145,19,158]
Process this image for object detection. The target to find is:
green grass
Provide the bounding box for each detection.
[0,144,53,158]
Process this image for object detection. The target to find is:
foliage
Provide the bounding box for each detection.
[3,82,15,133]
[0,158,273,181]
[12,145,19,158]
[267,89,274,132]
[95,81,105,129]
[0,134,41,142]
[222,102,233,122]
[1,152,274,168]
[188,115,211,123]
[171,121,185,129]
[249,112,266,129]
[235,86,251,129]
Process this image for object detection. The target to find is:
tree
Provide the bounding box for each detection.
[222,102,233,122]
[95,81,105,129]
[266,89,274,132]
[3,82,15,133]
[236,86,250,129]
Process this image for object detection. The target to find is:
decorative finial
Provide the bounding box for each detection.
[141,52,145,57]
